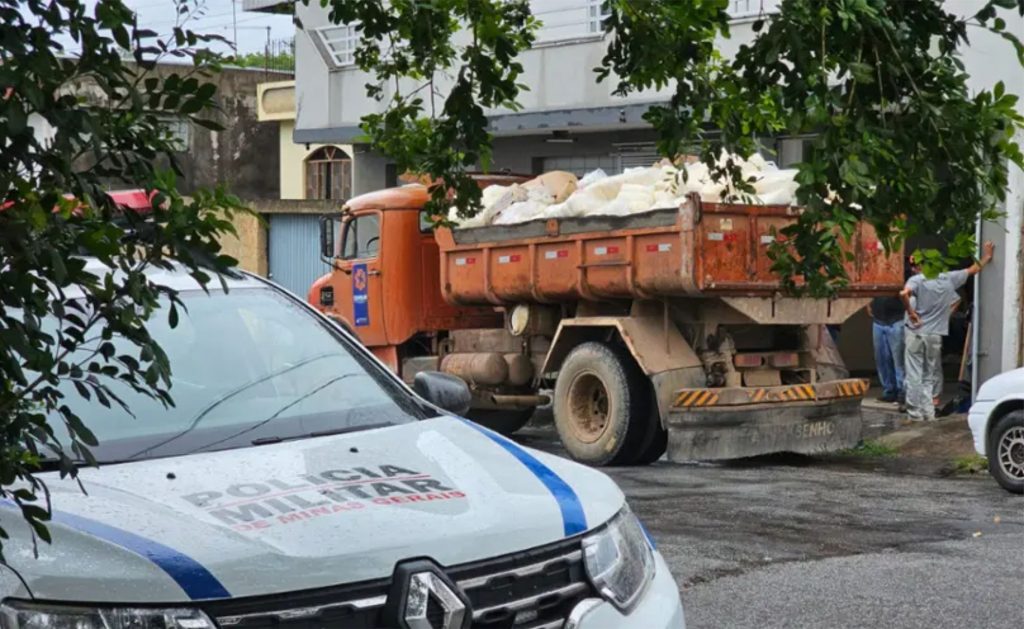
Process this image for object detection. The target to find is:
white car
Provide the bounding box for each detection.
[0,262,684,629]
[968,367,1024,494]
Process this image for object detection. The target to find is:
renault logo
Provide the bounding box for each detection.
[385,560,471,629]
[404,571,467,629]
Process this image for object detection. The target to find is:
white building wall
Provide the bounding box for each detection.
[954,1,1024,382]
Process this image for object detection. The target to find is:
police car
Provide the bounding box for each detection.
[0,261,684,628]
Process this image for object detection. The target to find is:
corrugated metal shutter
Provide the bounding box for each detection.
[542,154,619,177]
[616,146,660,170]
[268,214,332,298]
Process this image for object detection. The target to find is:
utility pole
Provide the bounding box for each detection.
[232,0,238,51]
[265,26,271,72]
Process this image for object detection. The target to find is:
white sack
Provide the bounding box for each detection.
[578,168,608,189]
[493,199,549,225]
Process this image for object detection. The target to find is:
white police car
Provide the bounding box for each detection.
[968,367,1024,494]
[0,262,684,628]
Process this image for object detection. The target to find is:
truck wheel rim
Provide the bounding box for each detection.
[997,427,1024,481]
[567,372,610,444]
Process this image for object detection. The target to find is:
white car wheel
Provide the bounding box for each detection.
[989,410,1024,494]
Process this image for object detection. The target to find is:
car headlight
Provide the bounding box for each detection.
[0,600,216,628]
[582,506,655,613]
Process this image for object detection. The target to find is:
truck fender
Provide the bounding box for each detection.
[542,316,705,423]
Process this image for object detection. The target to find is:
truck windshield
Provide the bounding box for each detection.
[43,287,424,464]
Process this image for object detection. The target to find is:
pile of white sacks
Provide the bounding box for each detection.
[450,153,799,228]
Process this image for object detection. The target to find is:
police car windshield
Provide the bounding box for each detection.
[44,287,422,463]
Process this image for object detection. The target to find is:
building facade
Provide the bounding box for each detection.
[274,0,1023,384]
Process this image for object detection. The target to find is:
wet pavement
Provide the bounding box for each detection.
[516,428,1024,629]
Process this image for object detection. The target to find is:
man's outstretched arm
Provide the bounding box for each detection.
[966,241,995,276]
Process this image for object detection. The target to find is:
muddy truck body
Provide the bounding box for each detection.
[309,182,903,466]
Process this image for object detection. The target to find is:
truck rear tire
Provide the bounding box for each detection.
[466,409,534,435]
[631,414,667,465]
[553,342,652,466]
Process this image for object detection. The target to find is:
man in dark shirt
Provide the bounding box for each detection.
[867,295,905,403]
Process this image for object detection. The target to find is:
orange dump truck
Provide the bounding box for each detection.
[310,181,903,466]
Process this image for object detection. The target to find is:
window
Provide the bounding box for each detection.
[305,146,352,200]
[584,0,609,34]
[341,214,381,260]
[157,115,190,151]
[728,0,782,19]
[776,136,815,168]
[531,0,608,44]
[41,288,421,463]
[316,23,358,67]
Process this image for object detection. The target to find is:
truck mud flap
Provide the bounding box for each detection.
[665,398,863,461]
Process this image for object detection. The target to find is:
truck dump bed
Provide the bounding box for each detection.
[435,198,903,306]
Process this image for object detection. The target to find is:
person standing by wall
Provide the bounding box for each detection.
[867,295,906,403]
[900,242,995,421]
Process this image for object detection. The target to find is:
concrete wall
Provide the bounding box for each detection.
[220,211,268,276]
[178,66,292,200]
[61,63,291,200]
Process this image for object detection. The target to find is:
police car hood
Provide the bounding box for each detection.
[4,416,623,603]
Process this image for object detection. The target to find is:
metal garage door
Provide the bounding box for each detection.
[268,214,332,298]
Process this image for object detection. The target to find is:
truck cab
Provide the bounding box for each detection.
[309,184,498,370]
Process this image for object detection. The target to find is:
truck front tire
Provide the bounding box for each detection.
[554,342,652,466]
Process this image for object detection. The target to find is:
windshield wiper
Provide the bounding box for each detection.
[124,352,342,460]
[251,422,394,446]
[34,457,89,472]
[184,373,366,453]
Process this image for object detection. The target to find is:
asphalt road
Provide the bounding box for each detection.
[516,430,1024,629]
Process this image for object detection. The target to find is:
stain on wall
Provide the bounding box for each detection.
[174,66,293,200]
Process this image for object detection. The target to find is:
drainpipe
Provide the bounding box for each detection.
[971,217,981,401]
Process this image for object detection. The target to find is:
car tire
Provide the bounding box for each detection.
[988,410,1024,494]
[466,409,534,435]
[553,342,651,466]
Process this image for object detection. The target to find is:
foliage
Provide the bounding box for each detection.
[950,453,988,475]
[838,440,899,458]
[0,0,242,552]
[312,0,1024,293]
[230,50,295,72]
[601,0,1024,290]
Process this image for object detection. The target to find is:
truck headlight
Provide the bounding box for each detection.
[581,507,655,613]
[0,600,216,628]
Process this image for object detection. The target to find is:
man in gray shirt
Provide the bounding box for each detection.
[900,241,994,421]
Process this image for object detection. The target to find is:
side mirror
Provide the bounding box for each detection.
[319,215,336,260]
[413,372,472,416]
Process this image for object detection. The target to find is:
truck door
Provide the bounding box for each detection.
[338,211,387,347]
